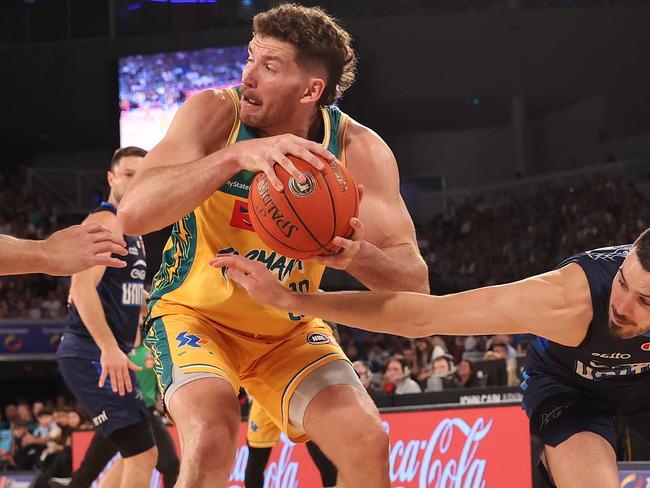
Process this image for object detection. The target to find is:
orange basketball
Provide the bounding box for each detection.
[248,155,359,259]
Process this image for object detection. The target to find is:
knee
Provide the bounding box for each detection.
[182,418,240,459]
[128,446,158,468]
[343,416,389,462]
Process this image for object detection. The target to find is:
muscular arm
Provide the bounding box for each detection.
[212,256,593,347]
[0,225,127,276]
[118,90,239,235]
[341,122,428,293]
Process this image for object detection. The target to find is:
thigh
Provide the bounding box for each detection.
[247,400,281,449]
[544,432,619,488]
[58,357,150,438]
[529,393,618,487]
[144,314,241,408]
[242,320,354,442]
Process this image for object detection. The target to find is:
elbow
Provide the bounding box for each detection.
[117,202,147,236]
[408,260,430,294]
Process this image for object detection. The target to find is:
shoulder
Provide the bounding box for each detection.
[82,209,120,233]
[166,88,238,152]
[343,118,399,184]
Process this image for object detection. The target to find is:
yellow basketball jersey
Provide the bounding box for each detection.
[148,88,350,337]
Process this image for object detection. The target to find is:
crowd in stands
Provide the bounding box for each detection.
[0,398,93,484]
[119,45,247,112]
[0,168,68,320]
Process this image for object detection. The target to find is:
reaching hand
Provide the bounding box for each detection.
[230,133,335,191]
[98,347,142,396]
[40,224,128,276]
[209,254,297,310]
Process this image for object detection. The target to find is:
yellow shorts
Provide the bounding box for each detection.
[144,313,348,443]
[247,400,281,448]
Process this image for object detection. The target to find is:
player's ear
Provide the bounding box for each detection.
[107,171,114,188]
[300,78,326,105]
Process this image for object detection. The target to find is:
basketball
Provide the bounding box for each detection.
[248,155,359,259]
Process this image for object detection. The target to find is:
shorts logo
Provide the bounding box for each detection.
[307,333,330,345]
[250,421,259,433]
[92,410,108,427]
[176,331,209,348]
[642,343,650,351]
[540,402,571,430]
[288,173,316,197]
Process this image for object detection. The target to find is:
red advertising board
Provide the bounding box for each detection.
[72,404,532,487]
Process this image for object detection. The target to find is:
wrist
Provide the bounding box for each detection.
[32,239,51,274]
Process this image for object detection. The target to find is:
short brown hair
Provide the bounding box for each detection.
[253,3,357,106]
[110,146,147,170]
[633,227,650,272]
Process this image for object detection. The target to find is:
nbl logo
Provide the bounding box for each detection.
[288,173,316,197]
[307,333,330,345]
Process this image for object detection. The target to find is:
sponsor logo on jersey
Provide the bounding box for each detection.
[176,331,209,348]
[121,282,144,306]
[575,359,650,380]
[230,199,254,232]
[288,172,316,197]
[307,333,330,345]
[642,342,650,351]
[591,352,632,360]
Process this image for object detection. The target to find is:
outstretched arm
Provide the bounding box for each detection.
[211,255,593,347]
[0,224,127,276]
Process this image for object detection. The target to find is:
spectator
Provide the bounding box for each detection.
[455,360,481,388]
[383,356,421,395]
[353,360,378,395]
[425,354,458,392]
[41,291,63,319]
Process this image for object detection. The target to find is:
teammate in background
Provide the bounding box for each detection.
[0,224,127,276]
[118,5,428,487]
[213,229,650,488]
[245,400,336,488]
[57,147,157,488]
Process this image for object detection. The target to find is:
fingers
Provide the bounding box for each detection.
[109,369,118,394]
[357,184,365,204]
[128,360,143,372]
[93,241,129,257]
[302,139,335,163]
[210,254,262,274]
[84,224,127,247]
[123,367,133,393]
[273,153,307,185]
[262,167,284,192]
[98,367,108,389]
[93,256,127,269]
[289,146,326,171]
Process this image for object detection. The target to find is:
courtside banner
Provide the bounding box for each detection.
[73,405,532,487]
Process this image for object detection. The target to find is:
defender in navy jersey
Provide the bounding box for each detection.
[57,147,157,488]
[212,228,650,488]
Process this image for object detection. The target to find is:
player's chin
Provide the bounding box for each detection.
[239,107,264,128]
[608,320,637,339]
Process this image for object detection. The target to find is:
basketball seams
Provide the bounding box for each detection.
[279,174,331,252]
[249,175,322,257]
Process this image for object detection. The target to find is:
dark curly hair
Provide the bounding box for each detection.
[253,3,357,106]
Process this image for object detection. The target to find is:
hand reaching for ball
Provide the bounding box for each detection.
[209,254,296,310]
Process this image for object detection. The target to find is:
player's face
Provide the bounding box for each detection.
[608,251,650,339]
[108,156,143,204]
[240,36,320,130]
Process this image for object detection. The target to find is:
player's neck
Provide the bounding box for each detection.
[107,194,119,208]
[258,108,322,142]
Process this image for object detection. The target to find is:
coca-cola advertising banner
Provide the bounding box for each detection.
[73,404,532,487]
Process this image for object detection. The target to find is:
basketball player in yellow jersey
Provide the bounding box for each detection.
[118,5,428,488]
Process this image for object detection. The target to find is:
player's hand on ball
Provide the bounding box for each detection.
[98,346,142,396]
[209,254,295,310]
[307,217,366,270]
[41,223,128,275]
[229,133,334,192]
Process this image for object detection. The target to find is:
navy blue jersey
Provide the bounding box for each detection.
[57,202,146,360]
[523,244,650,415]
